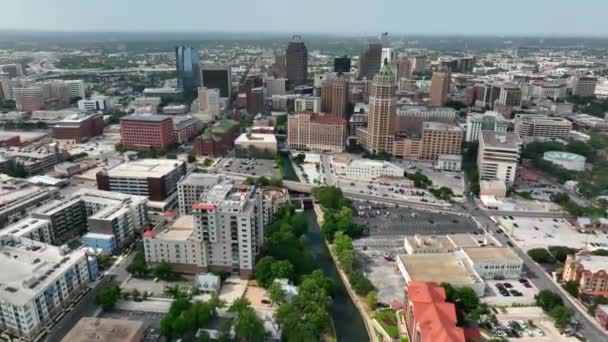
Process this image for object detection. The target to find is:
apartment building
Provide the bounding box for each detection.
[420,122,463,160]
[287,113,347,152]
[478,131,522,184]
[563,252,608,295]
[0,143,64,174]
[14,86,45,112]
[177,173,224,215]
[465,111,510,142]
[0,175,59,227]
[0,217,54,244]
[514,115,572,139]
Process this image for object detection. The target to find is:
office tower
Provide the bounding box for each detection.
[360,63,397,154]
[271,55,287,78]
[381,48,394,67]
[358,43,382,80]
[475,82,502,108]
[53,112,105,144]
[294,96,320,113]
[396,106,457,135]
[478,131,522,184]
[201,64,232,98]
[514,116,572,139]
[265,77,287,96]
[287,113,347,152]
[321,78,349,117]
[465,111,510,142]
[430,71,451,107]
[286,35,308,88]
[247,87,264,115]
[420,122,464,160]
[198,87,221,118]
[334,56,351,73]
[391,57,412,81]
[177,173,223,215]
[572,76,597,97]
[175,46,201,97]
[497,84,522,107]
[119,114,176,150]
[14,85,45,112]
[456,57,475,74]
[409,56,428,73]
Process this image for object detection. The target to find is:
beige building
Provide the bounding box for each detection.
[429,70,450,106]
[14,85,45,112]
[198,87,220,118]
[61,318,145,342]
[572,76,597,97]
[420,122,463,160]
[287,113,346,152]
[563,252,608,295]
[294,96,320,113]
[514,115,572,139]
[479,180,507,198]
[320,78,349,117]
[478,131,522,185]
[458,247,523,280]
[235,133,278,158]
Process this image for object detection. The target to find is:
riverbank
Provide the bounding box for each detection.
[314,203,380,342]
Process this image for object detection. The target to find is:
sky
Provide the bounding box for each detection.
[1,0,607,36]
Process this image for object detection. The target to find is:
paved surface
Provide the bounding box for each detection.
[355,247,405,304]
[220,158,281,179]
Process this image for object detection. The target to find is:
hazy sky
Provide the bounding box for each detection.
[1,0,606,36]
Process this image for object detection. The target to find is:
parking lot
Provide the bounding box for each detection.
[483,279,539,306]
[495,216,608,252]
[101,309,164,331]
[220,158,281,179]
[489,306,578,341]
[392,159,466,196]
[355,246,406,304]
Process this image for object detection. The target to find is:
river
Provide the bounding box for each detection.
[303,210,370,342]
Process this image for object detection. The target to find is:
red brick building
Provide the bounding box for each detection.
[402,281,465,342]
[120,114,176,150]
[0,135,21,147]
[53,113,105,144]
[194,119,240,157]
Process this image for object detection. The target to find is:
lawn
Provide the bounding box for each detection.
[374,309,399,338]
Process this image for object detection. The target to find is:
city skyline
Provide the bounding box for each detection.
[2,0,608,37]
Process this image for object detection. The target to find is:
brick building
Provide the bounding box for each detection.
[52,112,105,145]
[194,120,240,157]
[287,113,347,152]
[120,114,176,150]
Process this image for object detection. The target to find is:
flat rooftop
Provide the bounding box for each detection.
[481,131,522,149]
[463,247,521,263]
[235,133,277,143]
[155,215,195,241]
[575,254,608,273]
[423,122,463,132]
[399,253,479,287]
[180,173,223,187]
[107,159,183,178]
[61,317,145,342]
[121,114,172,122]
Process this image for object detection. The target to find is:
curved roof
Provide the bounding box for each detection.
[543,151,586,161]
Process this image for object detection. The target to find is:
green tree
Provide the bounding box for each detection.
[527,248,554,264]
[535,290,564,311]
[234,308,265,342]
[187,154,196,163]
[349,271,374,295]
[154,262,174,280]
[549,306,573,328]
[562,281,579,297]
[548,246,579,263]
[268,282,286,306]
[270,260,294,281]
[457,287,480,313]
[366,291,378,309]
[95,286,121,311]
[126,252,148,277]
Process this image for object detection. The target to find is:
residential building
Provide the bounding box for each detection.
[420,122,463,160]
[496,83,522,107]
[334,56,351,73]
[198,87,221,118]
[465,111,510,142]
[474,82,502,108]
[0,235,94,341]
[14,86,45,112]
[320,78,349,117]
[0,176,59,227]
[563,252,608,295]
[357,63,397,154]
[265,77,287,97]
[120,114,176,150]
[235,133,278,159]
[0,217,54,244]
[294,96,320,113]
[78,97,110,112]
[572,76,597,97]
[0,143,64,174]
[457,247,523,279]
[478,131,522,185]
[52,112,105,145]
[514,115,572,139]
[358,43,382,80]
[402,281,465,342]
[595,305,608,331]
[202,64,232,98]
[172,115,203,144]
[286,35,308,88]
[287,113,347,152]
[176,46,201,97]
[177,174,224,216]
[430,71,450,107]
[61,317,145,342]
[194,119,240,157]
[397,106,457,135]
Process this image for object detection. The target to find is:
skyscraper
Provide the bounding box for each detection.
[175,46,201,98]
[202,64,232,99]
[321,78,349,117]
[286,35,308,88]
[362,63,397,154]
[358,43,382,80]
[430,70,451,106]
[334,56,351,73]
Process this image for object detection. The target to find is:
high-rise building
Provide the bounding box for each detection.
[198,87,221,118]
[287,113,347,152]
[175,46,201,97]
[391,56,412,81]
[64,80,86,99]
[358,43,382,80]
[265,77,287,97]
[320,78,349,117]
[334,56,351,73]
[381,48,395,67]
[294,96,320,113]
[430,71,451,107]
[497,84,522,107]
[572,76,597,97]
[201,64,232,99]
[409,56,428,73]
[475,82,502,108]
[514,115,572,139]
[177,173,224,215]
[420,122,464,160]
[358,63,397,154]
[286,35,308,88]
[247,87,265,115]
[270,55,287,78]
[465,111,510,142]
[0,64,23,78]
[14,85,45,112]
[396,106,457,135]
[478,131,522,185]
[120,114,176,150]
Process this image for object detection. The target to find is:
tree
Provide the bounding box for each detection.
[535,290,564,311]
[270,260,294,281]
[366,291,378,310]
[337,248,354,274]
[457,287,480,313]
[548,246,579,263]
[255,256,276,288]
[230,297,252,314]
[187,154,196,163]
[589,295,608,315]
[95,286,121,311]
[268,282,285,306]
[349,271,374,295]
[126,251,148,277]
[527,248,554,264]
[549,306,573,328]
[562,281,580,297]
[234,307,266,342]
[312,186,351,211]
[4,159,27,178]
[154,262,174,280]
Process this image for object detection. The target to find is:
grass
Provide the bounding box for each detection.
[374,309,399,338]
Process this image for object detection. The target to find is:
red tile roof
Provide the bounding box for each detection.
[406,282,465,342]
[192,203,216,210]
[143,230,156,238]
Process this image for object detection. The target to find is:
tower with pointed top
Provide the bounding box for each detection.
[364,61,397,154]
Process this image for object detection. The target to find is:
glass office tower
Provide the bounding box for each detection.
[175,46,201,98]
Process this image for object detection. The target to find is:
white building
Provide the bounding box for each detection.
[330,155,404,181]
[265,77,287,97]
[78,97,110,112]
[63,80,86,99]
[0,217,54,244]
[435,154,462,171]
[0,235,94,340]
[457,247,523,280]
[235,133,278,158]
[177,174,224,216]
[514,115,572,139]
[294,97,320,113]
[478,131,522,185]
[133,97,162,114]
[465,111,510,142]
[198,87,221,118]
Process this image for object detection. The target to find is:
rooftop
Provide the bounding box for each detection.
[543,151,586,161]
[399,253,480,287]
[463,247,521,263]
[575,253,608,273]
[61,317,145,342]
[121,114,173,123]
[480,131,522,149]
[235,133,277,144]
[155,216,195,241]
[106,159,184,179]
[423,122,463,132]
